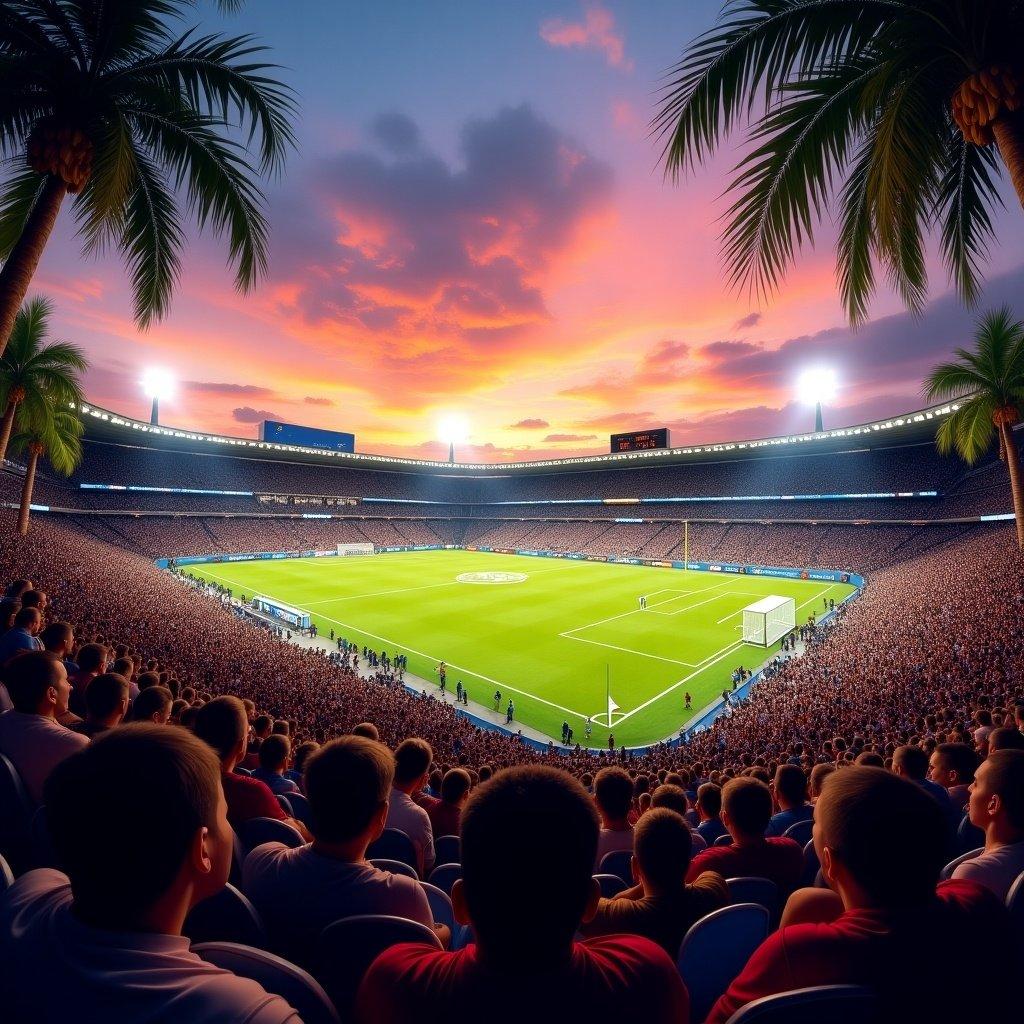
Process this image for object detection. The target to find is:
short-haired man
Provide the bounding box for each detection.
[385,738,436,875]
[428,768,471,838]
[125,684,174,725]
[243,736,437,966]
[952,750,1024,900]
[357,766,689,1023]
[40,620,77,676]
[71,672,129,739]
[686,777,802,893]
[766,764,813,837]
[67,642,108,718]
[0,606,43,664]
[708,767,1016,1023]
[593,766,635,869]
[808,762,835,802]
[252,734,301,796]
[0,725,299,1022]
[928,743,976,812]
[193,696,308,839]
[695,782,728,845]
[580,807,728,956]
[0,651,87,802]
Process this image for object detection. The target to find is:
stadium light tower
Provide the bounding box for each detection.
[141,368,175,426]
[437,413,470,463]
[797,367,837,433]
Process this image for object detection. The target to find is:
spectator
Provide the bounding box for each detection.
[580,807,729,956]
[40,621,78,675]
[252,734,301,795]
[192,696,308,839]
[695,782,728,845]
[0,606,43,664]
[356,766,689,1023]
[125,684,174,725]
[952,750,1024,900]
[285,740,319,788]
[987,726,1024,753]
[0,725,299,1022]
[67,643,108,717]
[766,764,813,837]
[71,672,129,739]
[243,736,437,966]
[352,722,380,740]
[708,767,1016,1023]
[928,743,977,812]
[686,778,802,893]
[428,768,471,838]
[594,766,635,868]
[808,763,835,802]
[0,651,88,802]
[893,745,954,807]
[386,738,436,876]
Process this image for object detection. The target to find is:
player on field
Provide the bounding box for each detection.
[585,717,593,741]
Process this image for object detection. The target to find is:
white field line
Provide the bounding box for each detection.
[647,589,742,618]
[557,634,698,668]
[306,580,461,605]
[713,583,844,626]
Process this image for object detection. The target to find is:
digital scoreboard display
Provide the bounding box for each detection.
[610,428,671,453]
[259,420,355,453]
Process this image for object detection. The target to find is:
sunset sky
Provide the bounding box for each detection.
[34,1,1024,462]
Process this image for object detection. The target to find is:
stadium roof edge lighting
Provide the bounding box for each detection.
[76,398,966,475]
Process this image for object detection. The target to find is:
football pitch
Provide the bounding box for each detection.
[184,550,857,747]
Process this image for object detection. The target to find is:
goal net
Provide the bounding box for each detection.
[742,595,796,647]
[336,542,375,556]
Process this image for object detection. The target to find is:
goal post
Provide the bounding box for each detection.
[742,595,796,647]
[336,542,375,556]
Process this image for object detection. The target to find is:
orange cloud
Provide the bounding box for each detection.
[540,4,633,71]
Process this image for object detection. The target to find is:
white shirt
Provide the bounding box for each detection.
[953,840,1024,900]
[595,826,634,871]
[386,788,435,875]
[0,869,300,1023]
[0,710,88,804]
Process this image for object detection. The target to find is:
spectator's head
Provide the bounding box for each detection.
[968,750,1024,843]
[928,743,977,790]
[721,777,772,841]
[127,685,174,724]
[20,589,46,610]
[987,727,1024,753]
[632,808,693,894]
[304,737,393,853]
[440,768,472,807]
[13,606,41,635]
[855,750,885,768]
[351,722,379,740]
[809,763,836,800]
[111,656,133,679]
[696,782,722,821]
[650,784,689,817]
[193,696,248,770]
[815,767,946,909]
[258,733,290,774]
[892,745,929,781]
[772,764,808,809]
[393,738,432,792]
[136,671,160,692]
[293,740,319,776]
[39,620,74,657]
[253,714,272,739]
[44,725,231,931]
[454,766,600,964]
[4,651,68,717]
[5,579,32,601]
[83,672,129,727]
[594,767,633,826]
[76,643,107,675]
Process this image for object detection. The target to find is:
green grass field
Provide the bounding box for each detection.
[184,550,856,747]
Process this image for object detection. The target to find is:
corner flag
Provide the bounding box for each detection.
[606,667,618,724]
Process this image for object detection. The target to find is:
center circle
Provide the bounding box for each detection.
[456,571,528,585]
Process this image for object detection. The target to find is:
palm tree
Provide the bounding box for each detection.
[10,401,83,536]
[0,0,296,356]
[925,307,1024,549]
[655,1,1024,323]
[0,296,86,464]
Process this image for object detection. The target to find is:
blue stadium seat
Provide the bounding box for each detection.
[427,862,463,896]
[237,816,306,855]
[726,877,780,919]
[275,793,294,817]
[0,851,14,892]
[690,831,708,853]
[434,834,461,866]
[0,752,34,874]
[598,849,634,883]
[370,857,419,880]
[783,819,814,847]
[722,984,876,1024]
[194,942,339,1024]
[715,833,734,847]
[316,914,442,1015]
[367,827,418,873]
[418,882,473,952]
[799,839,820,889]
[677,903,770,1023]
[234,766,252,776]
[957,814,985,854]
[1005,870,1024,950]
[595,872,628,898]
[940,847,984,881]
[286,791,311,826]
[183,883,268,949]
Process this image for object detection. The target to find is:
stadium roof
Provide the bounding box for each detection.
[78,398,962,476]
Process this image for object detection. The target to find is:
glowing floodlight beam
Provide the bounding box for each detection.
[437,413,470,462]
[141,368,175,425]
[796,367,837,432]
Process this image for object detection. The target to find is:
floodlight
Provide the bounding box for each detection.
[437,413,470,464]
[796,367,837,432]
[141,368,175,425]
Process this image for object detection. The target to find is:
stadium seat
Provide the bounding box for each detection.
[1006,870,1024,949]
[783,819,814,846]
[427,862,463,896]
[370,857,419,880]
[286,791,311,825]
[598,849,634,883]
[722,984,877,1024]
[418,880,472,949]
[0,752,34,874]
[366,827,418,872]
[183,883,268,949]
[316,914,443,1015]
[799,839,821,888]
[726,877,779,920]
[677,903,770,1023]
[957,814,985,854]
[690,831,707,853]
[715,833,734,846]
[29,805,62,870]
[229,827,245,886]
[0,851,14,893]
[434,834,461,866]
[594,873,628,898]
[237,816,306,855]
[194,942,339,1024]
[275,793,293,816]
[234,766,252,776]
[940,847,984,880]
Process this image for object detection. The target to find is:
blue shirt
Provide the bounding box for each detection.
[697,818,728,845]
[765,803,814,838]
[0,628,41,665]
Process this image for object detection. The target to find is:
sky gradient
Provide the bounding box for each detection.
[34,1,1024,462]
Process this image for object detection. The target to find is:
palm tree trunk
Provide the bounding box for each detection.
[0,174,67,359]
[17,447,38,537]
[0,397,19,464]
[992,112,1024,211]
[1000,421,1024,550]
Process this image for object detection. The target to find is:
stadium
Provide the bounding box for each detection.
[2,4,1024,1024]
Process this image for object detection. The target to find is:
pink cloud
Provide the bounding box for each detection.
[540,4,633,71]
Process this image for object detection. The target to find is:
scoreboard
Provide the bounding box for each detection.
[610,428,671,453]
[259,420,355,453]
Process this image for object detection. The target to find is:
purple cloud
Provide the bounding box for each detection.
[232,407,281,424]
[510,417,550,428]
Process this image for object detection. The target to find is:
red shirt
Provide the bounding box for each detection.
[708,880,1017,1024]
[221,771,287,827]
[427,801,462,838]
[356,935,688,1024]
[686,837,802,893]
